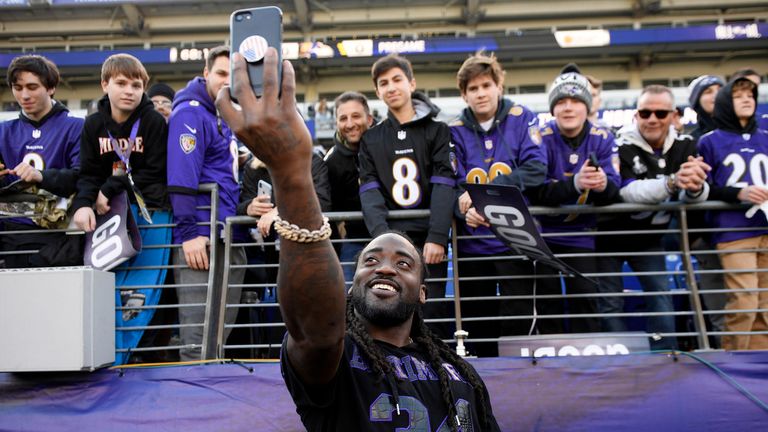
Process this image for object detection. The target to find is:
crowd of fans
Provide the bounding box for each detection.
[1,47,767,362]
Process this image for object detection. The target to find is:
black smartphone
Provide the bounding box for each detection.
[230,6,283,99]
[588,152,600,168]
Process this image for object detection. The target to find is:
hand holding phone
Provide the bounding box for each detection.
[257,179,273,200]
[587,152,600,169]
[230,6,283,100]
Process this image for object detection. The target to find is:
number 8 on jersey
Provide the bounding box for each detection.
[391,157,421,208]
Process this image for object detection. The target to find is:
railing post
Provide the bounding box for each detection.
[679,206,711,350]
[450,219,468,356]
[215,219,234,359]
[201,183,221,360]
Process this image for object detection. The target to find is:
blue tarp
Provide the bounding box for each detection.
[1,351,767,431]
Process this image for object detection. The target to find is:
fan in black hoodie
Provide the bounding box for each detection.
[72,90,168,230]
[687,74,725,142]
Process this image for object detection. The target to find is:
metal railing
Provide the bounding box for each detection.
[3,196,768,360]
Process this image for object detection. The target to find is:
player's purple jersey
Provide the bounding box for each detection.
[0,104,81,180]
[538,121,620,250]
[698,128,768,244]
[167,77,241,243]
[450,100,546,255]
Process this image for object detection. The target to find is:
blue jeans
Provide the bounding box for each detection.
[598,253,677,350]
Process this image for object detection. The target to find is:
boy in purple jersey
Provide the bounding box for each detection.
[699,77,768,350]
[449,53,546,355]
[167,46,246,361]
[732,68,768,131]
[358,54,456,339]
[531,64,621,334]
[0,55,82,267]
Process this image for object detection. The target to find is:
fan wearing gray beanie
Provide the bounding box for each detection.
[687,74,724,141]
[526,63,621,335]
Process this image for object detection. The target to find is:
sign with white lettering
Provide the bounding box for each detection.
[498,332,651,357]
[84,191,142,271]
[465,183,590,281]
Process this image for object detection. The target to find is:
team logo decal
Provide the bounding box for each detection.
[180,133,196,154]
[569,153,579,165]
[528,126,542,145]
[189,100,200,107]
[449,151,458,174]
[510,106,524,116]
[612,154,620,174]
[484,139,494,150]
[742,133,751,141]
[657,158,666,169]
[632,155,647,175]
[32,129,41,139]
[397,130,406,140]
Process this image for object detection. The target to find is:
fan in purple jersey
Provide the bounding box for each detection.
[0,55,83,267]
[219,48,499,432]
[166,46,247,361]
[732,68,768,131]
[449,52,545,355]
[597,85,711,350]
[530,63,621,335]
[699,77,768,351]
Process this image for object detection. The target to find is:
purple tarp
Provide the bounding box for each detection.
[1,352,767,431]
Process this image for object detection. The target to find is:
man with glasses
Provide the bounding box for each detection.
[147,83,175,122]
[597,85,710,349]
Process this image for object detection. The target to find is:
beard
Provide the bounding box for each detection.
[350,288,419,328]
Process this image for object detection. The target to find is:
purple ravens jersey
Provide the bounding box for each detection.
[698,128,768,244]
[538,121,620,250]
[0,105,81,181]
[450,101,546,255]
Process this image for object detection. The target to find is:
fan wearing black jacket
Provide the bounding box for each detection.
[359,54,456,339]
[72,54,168,231]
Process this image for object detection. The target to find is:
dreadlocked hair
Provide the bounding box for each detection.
[345,300,493,432]
[409,307,494,431]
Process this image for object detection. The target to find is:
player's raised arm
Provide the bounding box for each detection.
[216,49,345,385]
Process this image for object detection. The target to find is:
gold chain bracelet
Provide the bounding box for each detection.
[272,215,332,243]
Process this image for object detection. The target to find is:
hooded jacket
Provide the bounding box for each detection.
[698,78,768,244]
[0,100,81,197]
[74,94,167,211]
[323,132,369,239]
[688,75,724,142]
[600,124,705,251]
[167,76,242,243]
[358,92,455,246]
[449,97,546,255]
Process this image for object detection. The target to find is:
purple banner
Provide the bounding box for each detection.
[1,352,767,431]
[609,22,767,45]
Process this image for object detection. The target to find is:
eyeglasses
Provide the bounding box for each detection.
[152,100,172,108]
[637,109,674,119]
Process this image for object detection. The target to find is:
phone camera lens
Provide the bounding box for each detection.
[235,15,243,22]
